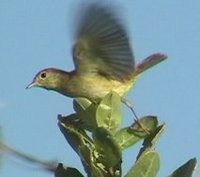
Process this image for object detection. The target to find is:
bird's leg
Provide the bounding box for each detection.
[122,98,138,120]
[121,98,150,134]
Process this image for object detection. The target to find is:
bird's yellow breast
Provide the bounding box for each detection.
[76,74,137,101]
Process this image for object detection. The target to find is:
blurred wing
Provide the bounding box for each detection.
[73,3,135,81]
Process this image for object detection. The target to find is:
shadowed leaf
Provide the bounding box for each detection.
[167,158,197,177]
[115,116,158,150]
[55,163,84,177]
[58,115,108,177]
[137,124,165,160]
[73,98,98,131]
[93,127,122,176]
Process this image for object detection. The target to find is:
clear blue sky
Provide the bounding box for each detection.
[0,0,200,176]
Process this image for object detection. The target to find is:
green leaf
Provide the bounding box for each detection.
[73,98,98,131]
[115,116,158,150]
[93,127,122,176]
[74,98,93,110]
[125,150,160,177]
[167,158,198,177]
[96,91,122,133]
[114,126,143,150]
[55,163,84,177]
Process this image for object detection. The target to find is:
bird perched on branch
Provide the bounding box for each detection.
[27,3,167,103]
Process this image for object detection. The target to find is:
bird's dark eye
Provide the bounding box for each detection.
[40,72,47,79]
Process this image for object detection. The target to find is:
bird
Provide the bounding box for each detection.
[26,3,167,103]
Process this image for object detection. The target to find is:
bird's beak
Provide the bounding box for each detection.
[26,81,37,89]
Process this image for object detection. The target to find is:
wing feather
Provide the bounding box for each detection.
[73,3,135,81]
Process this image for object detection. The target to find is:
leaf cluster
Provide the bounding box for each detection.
[55,92,197,177]
[0,92,197,177]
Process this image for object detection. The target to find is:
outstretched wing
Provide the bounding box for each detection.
[72,3,135,81]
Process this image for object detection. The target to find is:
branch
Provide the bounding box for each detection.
[0,142,57,172]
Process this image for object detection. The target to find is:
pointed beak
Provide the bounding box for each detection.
[26,81,37,89]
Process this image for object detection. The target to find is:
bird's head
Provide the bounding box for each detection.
[26,68,69,91]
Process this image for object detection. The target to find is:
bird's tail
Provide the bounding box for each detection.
[134,53,167,76]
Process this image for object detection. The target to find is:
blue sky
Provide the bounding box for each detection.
[0,0,200,176]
